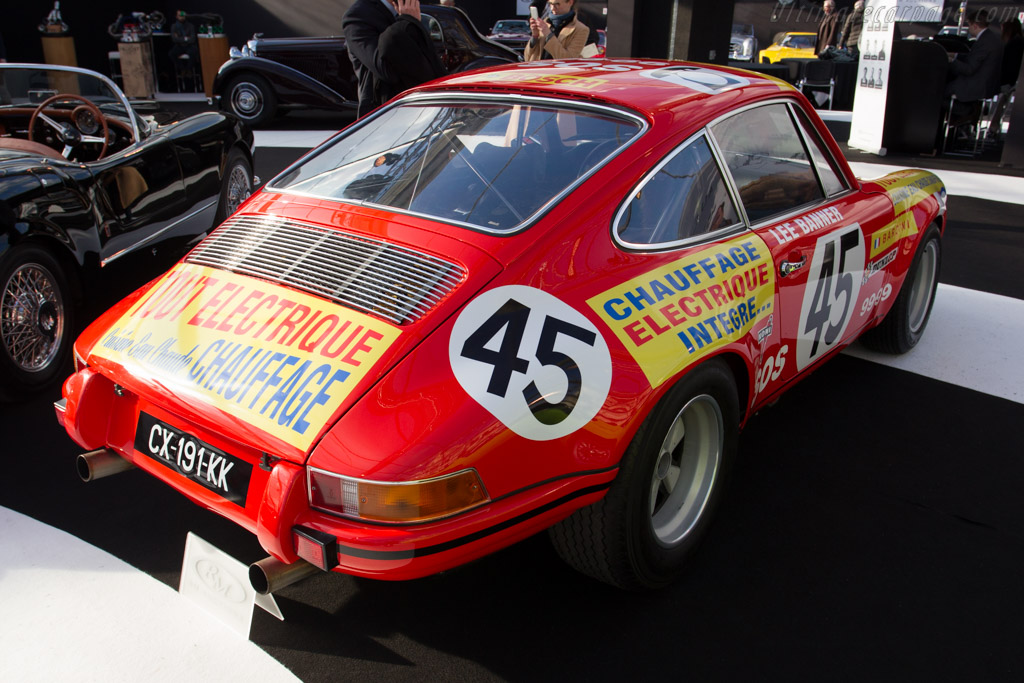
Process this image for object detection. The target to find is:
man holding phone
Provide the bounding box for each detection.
[525,0,590,61]
[342,0,446,117]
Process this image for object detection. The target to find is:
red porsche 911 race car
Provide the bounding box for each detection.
[57,59,945,591]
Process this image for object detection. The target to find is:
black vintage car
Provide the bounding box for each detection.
[0,64,254,399]
[213,5,521,126]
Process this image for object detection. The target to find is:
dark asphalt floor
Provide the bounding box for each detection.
[2,100,1023,681]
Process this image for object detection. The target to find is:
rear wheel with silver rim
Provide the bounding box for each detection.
[0,245,75,400]
[550,359,738,590]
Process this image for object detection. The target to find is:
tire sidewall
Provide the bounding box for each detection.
[621,359,739,588]
[226,75,275,126]
[0,244,76,397]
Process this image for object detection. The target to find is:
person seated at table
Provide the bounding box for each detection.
[169,10,199,63]
[945,9,1002,125]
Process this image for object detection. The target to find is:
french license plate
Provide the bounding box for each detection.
[134,411,252,506]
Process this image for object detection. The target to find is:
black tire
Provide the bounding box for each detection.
[215,148,254,224]
[0,244,76,400]
[861,224,941,354]
[549,359,739,590]
[224,74,277,127]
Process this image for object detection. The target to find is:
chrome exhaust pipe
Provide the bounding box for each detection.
[77,448,135,482]
[249,556,320,595]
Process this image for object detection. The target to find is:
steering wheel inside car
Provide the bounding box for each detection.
[29,94,110,160]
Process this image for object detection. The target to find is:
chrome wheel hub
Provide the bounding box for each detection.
[232,85,261,117]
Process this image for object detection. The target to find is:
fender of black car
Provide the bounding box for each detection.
[0,162,96,267]
[213,56,355,110]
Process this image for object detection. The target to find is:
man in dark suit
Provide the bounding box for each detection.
[342,0,446,117]
[946,9,1003,103]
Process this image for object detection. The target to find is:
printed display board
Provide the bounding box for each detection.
[849,0,897,155]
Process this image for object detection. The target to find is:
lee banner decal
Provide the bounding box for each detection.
[589,236,775,389]
[91,263,400,451]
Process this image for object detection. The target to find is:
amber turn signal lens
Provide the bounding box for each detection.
[309,468,488,523]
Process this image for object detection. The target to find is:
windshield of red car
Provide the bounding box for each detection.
[270,100,643,233]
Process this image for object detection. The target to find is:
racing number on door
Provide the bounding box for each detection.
[450,286,612,441]
[796,224,865,371]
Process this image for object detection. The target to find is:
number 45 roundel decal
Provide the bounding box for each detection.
[450,285,613,441]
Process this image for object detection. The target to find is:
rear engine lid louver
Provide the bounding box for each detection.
[186,214,465,325]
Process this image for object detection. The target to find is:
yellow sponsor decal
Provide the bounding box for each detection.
[588,236,775,389]
[867,170,944,259]
[91,263,400,451]
[873,169,945,216]
[870,211,918,259]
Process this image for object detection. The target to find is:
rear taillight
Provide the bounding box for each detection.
[308,468,489,524]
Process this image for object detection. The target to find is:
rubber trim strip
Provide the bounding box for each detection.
[335,482,612,561]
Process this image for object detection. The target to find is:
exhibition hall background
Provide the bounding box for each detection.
[5,1,1018,95]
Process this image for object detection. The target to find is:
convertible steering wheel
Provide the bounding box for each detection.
[29,94,109,160]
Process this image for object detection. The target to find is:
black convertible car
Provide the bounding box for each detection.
[213,5,521,126]
[0,63,254,400]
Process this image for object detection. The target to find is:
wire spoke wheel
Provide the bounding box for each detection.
[225,162,253,215]
[1,262,65,373]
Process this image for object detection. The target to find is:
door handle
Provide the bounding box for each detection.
[779,254,806,277]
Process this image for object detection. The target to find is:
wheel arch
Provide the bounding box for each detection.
[2,221,87,306]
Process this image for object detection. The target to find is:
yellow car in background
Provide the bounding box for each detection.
[758,31,817,63]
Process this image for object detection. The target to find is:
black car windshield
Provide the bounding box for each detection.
[271,99,643,232]
[0,66,128,118]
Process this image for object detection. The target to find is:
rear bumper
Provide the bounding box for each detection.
[59,368,615,581]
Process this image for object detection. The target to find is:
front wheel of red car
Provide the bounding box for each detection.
[861,224,941,354]
[550,359,738,590]
[0,244,76,401]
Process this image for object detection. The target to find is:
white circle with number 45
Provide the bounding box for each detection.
[449,285,612,441]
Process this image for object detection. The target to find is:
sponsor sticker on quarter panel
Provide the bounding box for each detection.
[450,285,612,441]
[588,235,775,389]
[868,170,945,258]
[90,263,400,451]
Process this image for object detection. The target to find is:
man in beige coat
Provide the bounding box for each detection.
[525,0,590,61]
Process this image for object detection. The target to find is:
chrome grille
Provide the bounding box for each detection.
[186,214,465,325]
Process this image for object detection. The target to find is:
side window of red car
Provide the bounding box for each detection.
[792,106,847,197]
[710,102,825,225]
[615,134,741,247]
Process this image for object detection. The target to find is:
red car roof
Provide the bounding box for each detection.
[417,58,795,119]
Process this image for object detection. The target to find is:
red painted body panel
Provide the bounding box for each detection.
[59,59,946,582]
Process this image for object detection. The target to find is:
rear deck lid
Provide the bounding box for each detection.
[84,209,502,463]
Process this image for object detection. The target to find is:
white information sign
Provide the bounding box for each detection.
[849,0,897,155]
[179,532,283,638]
